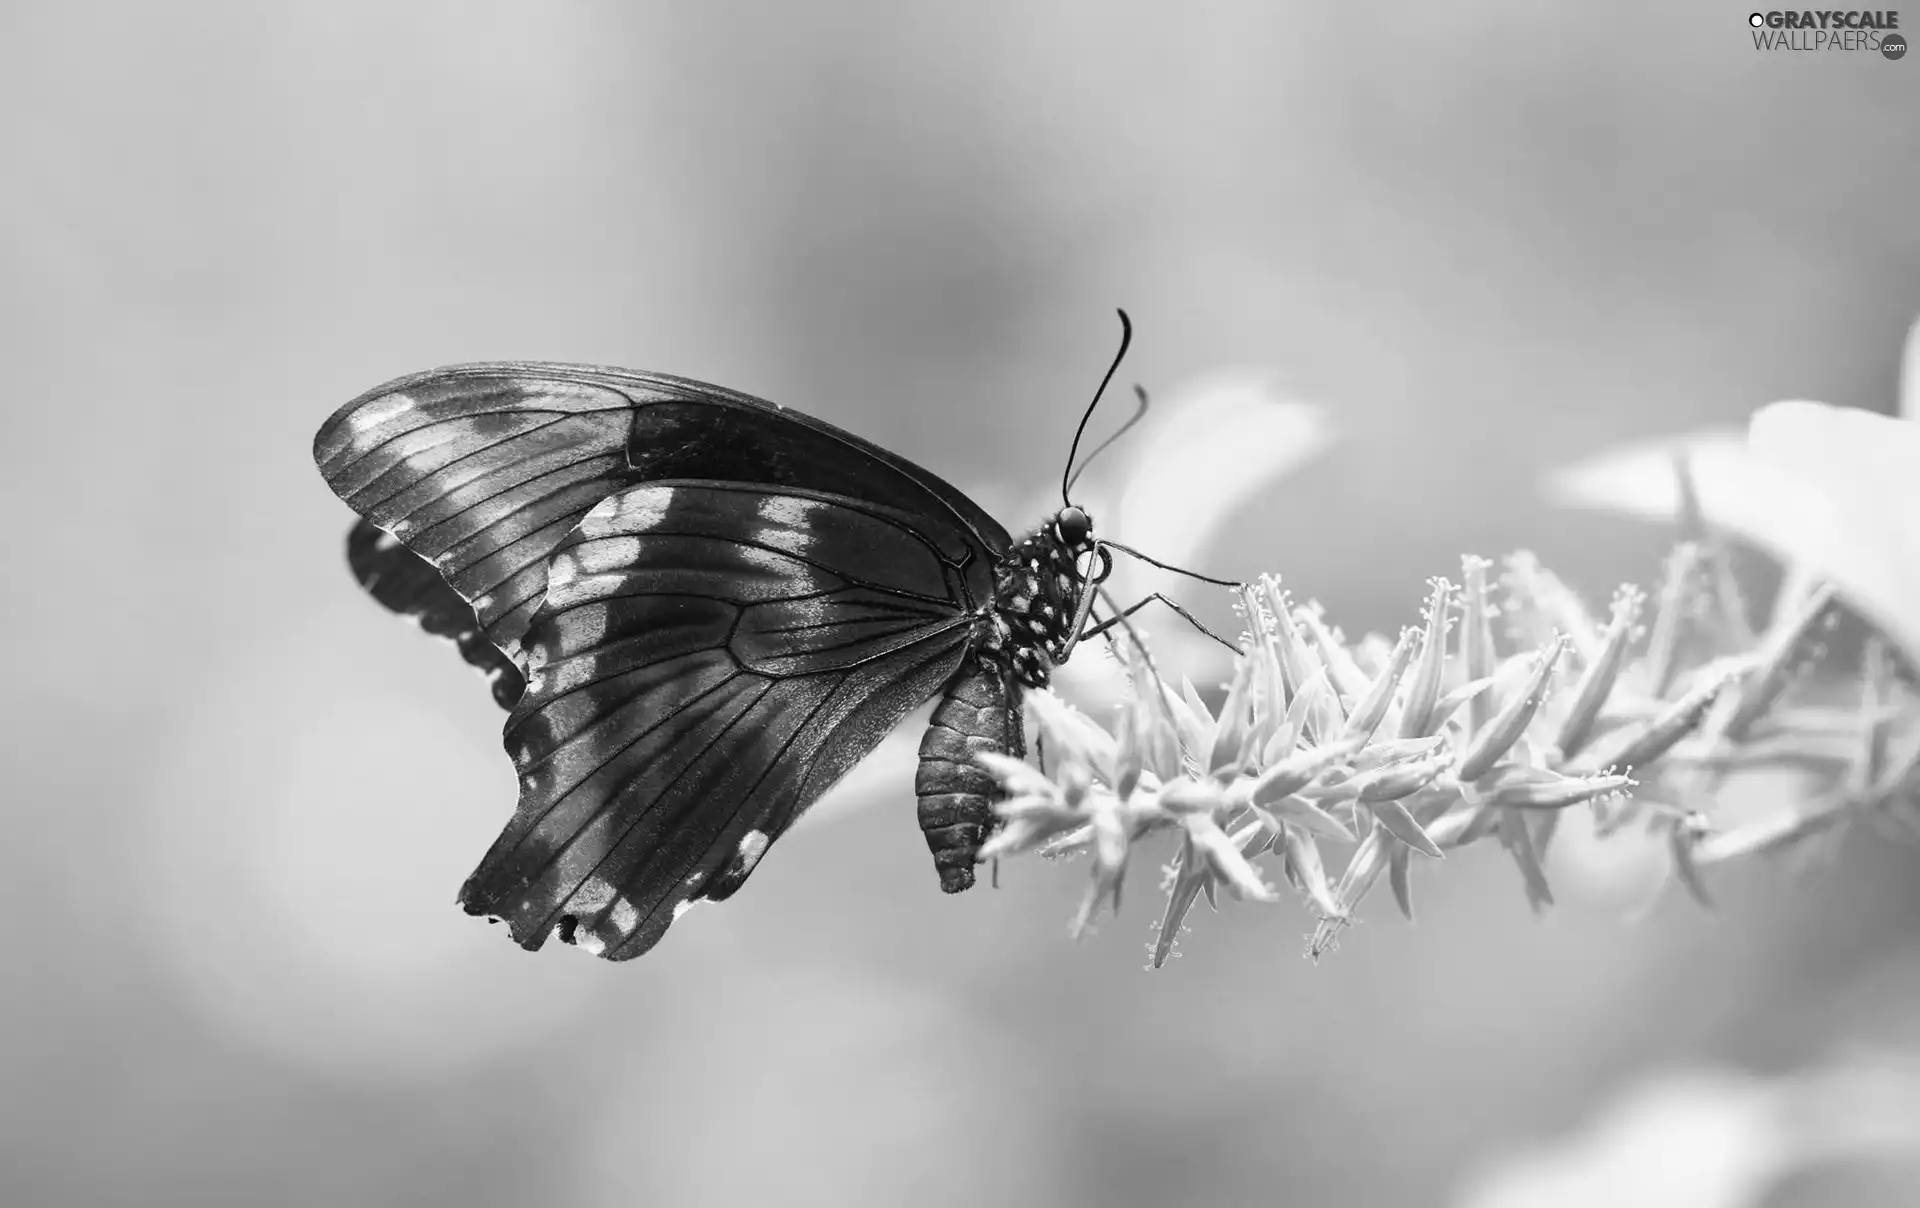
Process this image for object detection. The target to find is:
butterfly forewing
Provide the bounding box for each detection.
[314,364,1011,657]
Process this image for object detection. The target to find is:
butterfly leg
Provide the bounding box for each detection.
[914,655,1022,893]
[1081,592,1239,652]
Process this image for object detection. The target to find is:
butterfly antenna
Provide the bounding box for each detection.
[1065,384,1152,496]
[1062,309,1134,506]
[1101,539,1241,587]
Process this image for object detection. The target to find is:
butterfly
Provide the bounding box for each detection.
[313,312,1232,961]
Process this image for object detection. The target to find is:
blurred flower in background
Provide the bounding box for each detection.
[1453,1055,1920,1208]
[1547,315,1920,668]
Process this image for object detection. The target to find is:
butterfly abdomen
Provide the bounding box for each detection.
[915,654,1023,893]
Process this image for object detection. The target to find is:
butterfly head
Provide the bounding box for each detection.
[1051,504,1094,552]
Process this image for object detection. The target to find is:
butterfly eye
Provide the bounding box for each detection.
[1055,506,1092,547]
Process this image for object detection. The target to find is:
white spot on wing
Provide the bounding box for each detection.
[671,899,700,921]
[608,897,639,934]
[736,829,769,876]
[350,394,414,431]
[564,536,645,583]
[572,876,616,915]
[593,486,673,536]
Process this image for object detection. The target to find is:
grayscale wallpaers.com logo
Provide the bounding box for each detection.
[1749,9,1906,56]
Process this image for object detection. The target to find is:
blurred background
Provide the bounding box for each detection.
[5,3,1920,1205]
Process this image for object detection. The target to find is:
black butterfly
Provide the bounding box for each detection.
[314,313,1228,961]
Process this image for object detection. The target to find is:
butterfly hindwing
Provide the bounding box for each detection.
[344,519,525,710]
[458,481,994,960]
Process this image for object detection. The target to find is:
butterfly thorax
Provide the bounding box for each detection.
[983,519,1096,689]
